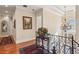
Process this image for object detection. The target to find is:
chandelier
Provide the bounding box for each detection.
[61,6,72,32]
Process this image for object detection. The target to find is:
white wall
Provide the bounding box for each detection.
[14,7,36,43]
[43,8,62,35]
[14,7,63,43]
[35,8,43,30]
[76,6,79,43]
[0,17,2,35]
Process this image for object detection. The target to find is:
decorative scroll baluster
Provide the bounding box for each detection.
[36,34,79,54]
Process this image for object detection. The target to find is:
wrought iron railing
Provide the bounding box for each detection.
[73,40,79,54]
[48,34,79,54]
[48,34,72,54]
[36,34,79,54]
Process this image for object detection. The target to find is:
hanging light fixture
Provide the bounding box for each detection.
[61,6,72,32]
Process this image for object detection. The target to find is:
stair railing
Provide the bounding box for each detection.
[36,34,79,54]
[48,34,79,54]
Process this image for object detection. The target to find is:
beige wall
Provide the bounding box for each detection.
[14,8,36,43]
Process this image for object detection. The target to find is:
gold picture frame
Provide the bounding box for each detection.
[23,16,32,29]
[14,20,16,29]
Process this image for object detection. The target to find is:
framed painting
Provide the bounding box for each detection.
[23,16,32,29]
[14,20,16,29]
[1,21,8,33]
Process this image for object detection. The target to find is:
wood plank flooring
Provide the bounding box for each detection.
[0,39,35,54]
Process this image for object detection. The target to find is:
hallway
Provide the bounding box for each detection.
[0,5,79,54]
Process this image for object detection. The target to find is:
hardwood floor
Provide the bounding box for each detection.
[0,44,19,54]
[17,39,35,48]
[0,39,35,54]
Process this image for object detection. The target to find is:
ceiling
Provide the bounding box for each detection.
[0,5,16,17]
[16,5,75,15]
[0,5,75,17]
[16,5,64,12]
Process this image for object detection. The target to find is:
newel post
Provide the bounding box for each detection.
[71,35,74,54]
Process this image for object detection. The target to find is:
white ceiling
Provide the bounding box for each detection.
[0,5,75,17]
[0,5,16,17]
[16,5,64,12]
[16,5,75,15]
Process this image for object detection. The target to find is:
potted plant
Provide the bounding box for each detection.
[36,27,48,37]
